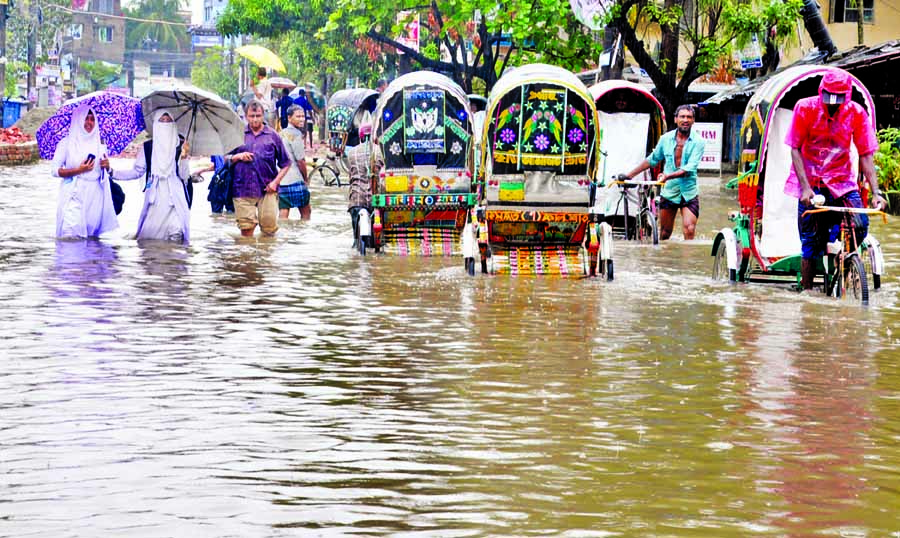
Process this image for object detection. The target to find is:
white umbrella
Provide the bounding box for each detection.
[141,86,245,156]
[268,77,296,89]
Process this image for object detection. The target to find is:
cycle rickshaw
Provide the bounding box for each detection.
[589,80,667,244]
[470,64,610,277]
[365,71,477,256]
[711,65,886,304]
[324,88,380,182]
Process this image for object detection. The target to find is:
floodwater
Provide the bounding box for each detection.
[2,161,899,537]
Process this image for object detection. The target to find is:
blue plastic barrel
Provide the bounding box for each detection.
[2,100,24,128]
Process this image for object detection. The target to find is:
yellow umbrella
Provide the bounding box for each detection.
[235,44,287,72]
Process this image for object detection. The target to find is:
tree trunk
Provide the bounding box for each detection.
[601,26,615,81]
[659,0,680,92]
[319,72,330,144]
[856,1,864,45]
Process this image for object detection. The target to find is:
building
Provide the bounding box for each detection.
[69,0,126,65]
[823,0,896,50]
[785,0,900,62]
[202,0,229,28]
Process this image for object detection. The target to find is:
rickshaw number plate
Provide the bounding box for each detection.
[386,176,409,192]
[499,181,525,201]
[486,210,589,223]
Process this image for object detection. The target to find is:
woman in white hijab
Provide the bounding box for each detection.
[51,104,119,238]
[111,109,192,242]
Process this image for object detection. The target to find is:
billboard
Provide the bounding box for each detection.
[694,122,723,172]
[396,11,419,54]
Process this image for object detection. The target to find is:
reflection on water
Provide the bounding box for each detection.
[1,163,899,536]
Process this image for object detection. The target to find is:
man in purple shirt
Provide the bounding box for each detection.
[227,100,291,237]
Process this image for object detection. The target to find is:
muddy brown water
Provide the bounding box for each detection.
[1,161,899,536]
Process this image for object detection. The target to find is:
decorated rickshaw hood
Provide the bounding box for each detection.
[327,88,380,113]
[486,64,596,119]
[372,71,472,136]
[482,63,600,179]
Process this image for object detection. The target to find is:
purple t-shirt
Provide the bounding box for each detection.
[232,125,290,198]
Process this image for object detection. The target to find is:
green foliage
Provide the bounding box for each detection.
[607,0,804,115]
[326,0,604,93]
[874,128,900,192]
[122,0,190,52]
[6,0,72,64]
[421,42,440,62]
[79,61,121,92]
[4,61,30,98]
[191,47,240,104]
[217,0,378,91]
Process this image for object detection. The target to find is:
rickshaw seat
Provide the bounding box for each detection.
[596,112,650,216]
[759,108,801,258]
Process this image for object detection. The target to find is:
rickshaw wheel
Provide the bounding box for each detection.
[712,240,733,282]
[861,246,881,290]
[641,211,659,245]
[311,165,340,187]
[838,254,869,305]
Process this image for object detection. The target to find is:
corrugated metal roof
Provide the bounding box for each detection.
[703,39,900,105]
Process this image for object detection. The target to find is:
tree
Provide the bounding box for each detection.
[191,46,240,104]
[217,0,382,115]
[605,0,804,116]
[7,0,71,65]
[5,61,30,98]
[326,0,604,94]
[79,60,121,92]
[217,0,604,96]
[122,0,190,52]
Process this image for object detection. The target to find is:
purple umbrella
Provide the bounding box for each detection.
[36,91,146,160]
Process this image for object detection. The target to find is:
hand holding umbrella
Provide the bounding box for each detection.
[36,91,145,160]
[142,86,245,157]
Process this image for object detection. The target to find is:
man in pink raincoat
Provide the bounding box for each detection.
[784,69,886,291]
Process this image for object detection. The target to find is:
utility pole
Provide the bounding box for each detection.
[1,0,7,120]
[26,3,37,110]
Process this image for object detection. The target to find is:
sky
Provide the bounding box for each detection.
[190,0,203,25]
[123,0,205,24]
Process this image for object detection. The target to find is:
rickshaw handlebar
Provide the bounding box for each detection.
[609,179,665,188]
[801,205,887,222]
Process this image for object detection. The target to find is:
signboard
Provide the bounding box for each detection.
[404,89,445,153]
[396,11,419,54]
[134,61,151,79]
[191,34,223,48]
[36,66,61,78]
[695,122,723,172]
[738,34,763,70]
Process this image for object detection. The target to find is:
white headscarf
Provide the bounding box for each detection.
[65,104,102,171]
[150,109,180,181]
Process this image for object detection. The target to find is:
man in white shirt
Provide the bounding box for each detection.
[250,67,275,125]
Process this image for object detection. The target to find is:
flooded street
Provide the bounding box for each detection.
[2,161,900,536]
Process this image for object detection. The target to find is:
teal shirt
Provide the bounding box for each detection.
[647,129,705,204]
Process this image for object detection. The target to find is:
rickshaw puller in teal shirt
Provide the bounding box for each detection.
[622,105,705,240]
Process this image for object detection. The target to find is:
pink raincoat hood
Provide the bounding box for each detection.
[818,70,853,108]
